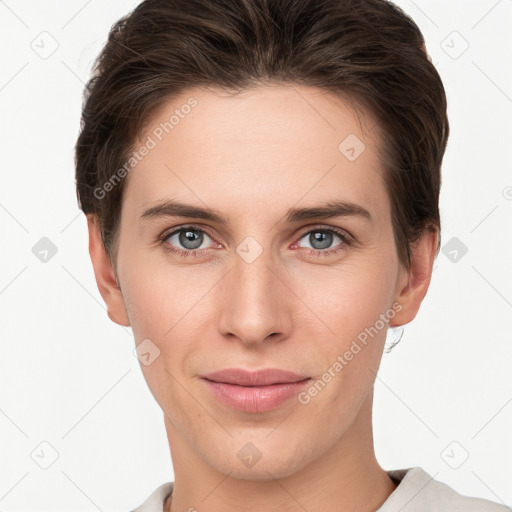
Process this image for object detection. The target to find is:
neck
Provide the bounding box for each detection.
[164,390,396,512]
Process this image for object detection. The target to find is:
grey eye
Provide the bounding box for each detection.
[298,230,343,251]
[166,228,212,250]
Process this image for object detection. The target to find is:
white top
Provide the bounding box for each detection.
[130,467,510,511]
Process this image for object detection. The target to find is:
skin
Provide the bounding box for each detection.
[87,84,437,512]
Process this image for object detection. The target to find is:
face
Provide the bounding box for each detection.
[94,84,423,480]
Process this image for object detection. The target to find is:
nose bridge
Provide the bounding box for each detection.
[218,239,290,343]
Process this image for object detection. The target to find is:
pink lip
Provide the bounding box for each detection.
[200,368,311,413]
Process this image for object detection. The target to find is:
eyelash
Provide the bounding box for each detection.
[158,224,354,260]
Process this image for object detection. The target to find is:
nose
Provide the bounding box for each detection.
[217,247,293,347]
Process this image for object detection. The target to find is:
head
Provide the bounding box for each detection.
[76,0,448,480]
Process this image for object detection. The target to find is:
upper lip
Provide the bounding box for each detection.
[201,368,310,386]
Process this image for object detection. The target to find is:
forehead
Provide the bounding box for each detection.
[124,84,389,222]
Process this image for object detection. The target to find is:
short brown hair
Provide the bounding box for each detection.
[74,0,449,270]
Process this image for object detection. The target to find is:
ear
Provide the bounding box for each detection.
[389,229,438,328]
[87,214,131,327]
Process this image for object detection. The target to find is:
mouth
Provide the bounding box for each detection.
[200,367,311,386]
[200,368,311,413]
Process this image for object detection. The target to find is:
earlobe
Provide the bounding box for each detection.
[87,214,131,327]
[389,229,438,328]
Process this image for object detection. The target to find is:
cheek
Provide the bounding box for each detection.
[121,269,203,410]
[120,262,215,403]
[297,263,395,397]
[120,254,209,341]
[299,260,395,336]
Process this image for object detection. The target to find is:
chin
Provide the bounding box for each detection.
[224,462,301,482]
[206,444,315,482]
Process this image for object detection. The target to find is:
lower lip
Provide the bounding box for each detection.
[202,378,311,413]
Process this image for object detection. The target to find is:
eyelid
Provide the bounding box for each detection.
[294,224,354,244]
[160,223,219,244]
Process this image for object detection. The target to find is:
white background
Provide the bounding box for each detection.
[1,0,511,510]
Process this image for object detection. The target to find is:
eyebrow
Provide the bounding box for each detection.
[140,199,373,225]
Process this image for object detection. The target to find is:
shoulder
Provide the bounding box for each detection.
[378,467,510,512]
[130,482,174,512]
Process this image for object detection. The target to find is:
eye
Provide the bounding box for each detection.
[294,227,352,257]
[159,224,353,259]
[160,225,218,257]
